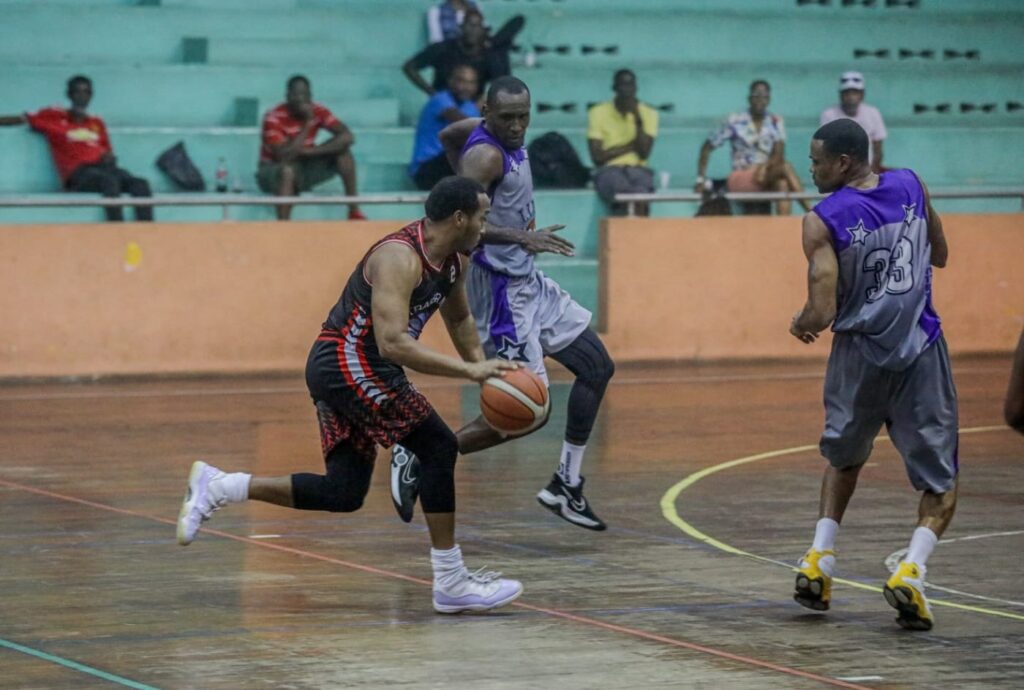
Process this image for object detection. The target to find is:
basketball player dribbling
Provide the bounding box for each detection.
[789,119,957,630]
[176,177,525,614]
[391,76,616,531]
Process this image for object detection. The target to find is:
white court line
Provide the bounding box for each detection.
[0,367,1007,402]
[836,677,884,683]
[248,534,282,539]
[884,531,1024,608]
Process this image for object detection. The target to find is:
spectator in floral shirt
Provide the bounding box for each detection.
[694,80,810,215]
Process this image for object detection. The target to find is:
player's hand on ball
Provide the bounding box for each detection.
[467,359,519,383]
[522,225,574,257]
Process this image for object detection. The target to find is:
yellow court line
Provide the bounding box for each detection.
[660,425,1024,622]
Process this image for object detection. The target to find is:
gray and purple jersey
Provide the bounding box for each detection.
[814,168,941,370]
[462,123,537,277]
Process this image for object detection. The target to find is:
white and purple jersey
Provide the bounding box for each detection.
[462,123,537,277]
[814,168,941,370]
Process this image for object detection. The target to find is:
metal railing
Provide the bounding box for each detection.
[0,194,427,221]
[615,187,1024,216]
[0,187,1022,220]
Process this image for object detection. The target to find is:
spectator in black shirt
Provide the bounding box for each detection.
[403,10,524,98]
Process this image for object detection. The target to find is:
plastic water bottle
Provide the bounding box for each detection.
[215,158,229,193]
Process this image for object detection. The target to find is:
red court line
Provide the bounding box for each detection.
[0,478,871,690]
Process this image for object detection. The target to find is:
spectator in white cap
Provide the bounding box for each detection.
[819,71,887,172]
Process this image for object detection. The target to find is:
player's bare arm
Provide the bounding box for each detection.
[439,257,487,365]
[791,212,839,343]
[916,175,948,268]
[459,144,575,256]
[370,244,513,382]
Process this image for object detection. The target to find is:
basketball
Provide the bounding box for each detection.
[480,367,550,434]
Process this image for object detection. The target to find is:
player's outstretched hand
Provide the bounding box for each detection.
[522,225,574,256]
[466,359,520,383]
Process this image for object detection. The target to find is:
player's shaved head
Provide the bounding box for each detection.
[486,76,530,107]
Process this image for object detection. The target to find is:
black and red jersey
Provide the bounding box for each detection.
[317,219,462,403]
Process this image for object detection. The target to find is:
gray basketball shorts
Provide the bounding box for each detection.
[467,261,591,385]
[820,333,959,493]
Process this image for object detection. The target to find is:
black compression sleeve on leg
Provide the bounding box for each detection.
[291,440,375,512]
[548,328,615,445]
[398,411,459,513]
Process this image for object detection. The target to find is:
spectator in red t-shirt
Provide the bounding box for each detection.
[0,75,153,222]
[256,75,365,221]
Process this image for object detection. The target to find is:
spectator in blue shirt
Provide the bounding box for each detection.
[409,64,480,190]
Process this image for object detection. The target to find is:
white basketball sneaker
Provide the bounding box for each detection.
[433,567,523,614]
[176,460,230,546]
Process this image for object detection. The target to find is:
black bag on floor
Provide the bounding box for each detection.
[156,141,206,191]
[527,132,591,189]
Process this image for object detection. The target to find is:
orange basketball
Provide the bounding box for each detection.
[480,367,550,434]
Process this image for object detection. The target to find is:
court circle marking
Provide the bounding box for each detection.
[660,425,1024,622]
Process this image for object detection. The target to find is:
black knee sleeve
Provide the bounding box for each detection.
[291,440,374,513]
[399,412,458,513]
[549,328,615,445]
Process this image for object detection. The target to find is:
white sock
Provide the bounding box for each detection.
[812,517,839,552]
[558,442,586,487]
[430,544,465,587]
[905,526,938,568]
[219,472,251,503]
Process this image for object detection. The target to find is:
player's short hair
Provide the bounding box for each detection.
[425,176,486,221]
[750,79,770,92]
[486,76,530,106]
[813,118,869,163]
[67,75,92,92]
[287,74,310,91]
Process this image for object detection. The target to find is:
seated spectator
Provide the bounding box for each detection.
[403,10,524,98]
[409,65,481,190]
[695,80,811,216]
[587,69,658,216]
[426,0,483,44]
[256,75,365,221]
[819,71,887,173]
[0,75,153,222]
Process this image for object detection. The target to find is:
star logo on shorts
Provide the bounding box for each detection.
[496,336,528,362]
[847,219,869,245]
[902,203,917,225]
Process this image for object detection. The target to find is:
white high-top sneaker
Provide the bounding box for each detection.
[433,566,523,614]
[176,460,230,546]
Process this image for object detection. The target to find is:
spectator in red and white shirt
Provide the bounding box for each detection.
[0,75,153,221]
[256,75,365,221]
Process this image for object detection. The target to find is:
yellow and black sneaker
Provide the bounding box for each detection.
[884,561,934,631]
[794,548,836,611]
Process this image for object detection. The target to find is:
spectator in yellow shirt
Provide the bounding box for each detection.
[587,70,658,216]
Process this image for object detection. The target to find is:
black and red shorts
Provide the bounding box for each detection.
[305,336,433,461]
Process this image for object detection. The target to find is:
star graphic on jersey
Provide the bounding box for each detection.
[496,336,528,362]
[847,219,869,245]
[902,203,917,225]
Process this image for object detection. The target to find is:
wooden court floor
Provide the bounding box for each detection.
[1,356,1021,689]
